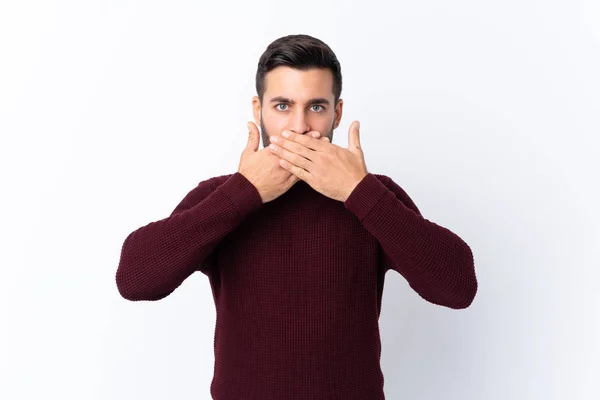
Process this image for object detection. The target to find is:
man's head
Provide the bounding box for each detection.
[252,34,343,147]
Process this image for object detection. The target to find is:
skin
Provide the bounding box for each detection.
[251,66,369,202]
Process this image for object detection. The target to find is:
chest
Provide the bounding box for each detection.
[216,197,381,294]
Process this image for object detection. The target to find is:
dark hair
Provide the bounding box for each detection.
[255,34,342,105]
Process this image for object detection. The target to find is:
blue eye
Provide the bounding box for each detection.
[275,104,325,112]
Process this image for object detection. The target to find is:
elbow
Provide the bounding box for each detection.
[115,262,173,302]
[415,255,478,310]
[415,278,477,310]
[446,249,478,309]
[446,241,478,309]
[115,234,170,302]
[406,237,478,309]
[447,256,479,309]
[115,268,170,302]
[450,276,478,309]
[115,234,144,301]
[115,266,142,301]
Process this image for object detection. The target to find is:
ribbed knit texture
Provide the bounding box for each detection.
[116,172,477,399]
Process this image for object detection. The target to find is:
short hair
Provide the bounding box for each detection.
[255,34,342,105]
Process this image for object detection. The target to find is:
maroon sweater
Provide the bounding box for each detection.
[116,172,477,399]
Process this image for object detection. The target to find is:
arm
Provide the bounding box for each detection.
[115,172,263,301]
[344,173,477,309]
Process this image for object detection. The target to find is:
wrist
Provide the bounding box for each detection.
[343,174,368,202]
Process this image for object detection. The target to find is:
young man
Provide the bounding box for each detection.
[116,34,478,400]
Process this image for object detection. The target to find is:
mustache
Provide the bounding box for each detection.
[260,123,334,141]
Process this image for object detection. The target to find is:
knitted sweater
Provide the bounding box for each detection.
[115,172,477,399]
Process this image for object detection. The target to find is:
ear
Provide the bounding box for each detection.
[333,98,343,129]
[252,95,262,127]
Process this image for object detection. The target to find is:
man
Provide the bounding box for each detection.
[116,34,477,400]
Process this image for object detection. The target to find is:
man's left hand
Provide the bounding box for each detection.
[268,120,368,202]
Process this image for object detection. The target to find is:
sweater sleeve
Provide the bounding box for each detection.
[343,173,477,309]
[115,172,263,301]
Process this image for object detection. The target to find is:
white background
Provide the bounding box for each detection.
[1,1,599,399]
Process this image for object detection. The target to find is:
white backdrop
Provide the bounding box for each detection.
[1,1,599,399]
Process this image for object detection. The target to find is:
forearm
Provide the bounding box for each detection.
[115,173,262,301]
[345,173,477,309]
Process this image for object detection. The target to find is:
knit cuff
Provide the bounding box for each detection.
[343,173,388,221]
[216,172,263,218]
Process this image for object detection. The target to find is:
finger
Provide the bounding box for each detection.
[280,158,312,184]
[282,130,328,152]
[286,172,299,185]
[314,131,330,143]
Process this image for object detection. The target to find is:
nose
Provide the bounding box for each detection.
[288,108,310,135]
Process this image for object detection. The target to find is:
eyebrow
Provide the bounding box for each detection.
[269,96,331,106]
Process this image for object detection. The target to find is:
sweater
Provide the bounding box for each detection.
[115,172,477,399]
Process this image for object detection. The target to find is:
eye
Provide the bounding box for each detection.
[311,105,324,112]
[275,103,288,111]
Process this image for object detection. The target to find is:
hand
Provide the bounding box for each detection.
[238,122,329,203]
[267,120,368,202]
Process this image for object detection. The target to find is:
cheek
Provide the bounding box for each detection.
[262,112,287,130]
[311,116,335,131]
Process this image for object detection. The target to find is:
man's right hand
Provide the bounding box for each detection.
[238,121,327,204]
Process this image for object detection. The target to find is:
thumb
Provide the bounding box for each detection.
[246,121,260,152]
[348,120,361,151]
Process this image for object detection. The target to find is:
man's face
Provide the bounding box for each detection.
[252,66,343,148]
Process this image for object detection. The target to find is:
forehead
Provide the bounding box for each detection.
[264,66,334,102]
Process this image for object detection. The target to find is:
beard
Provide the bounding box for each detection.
[260,113,335,149]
